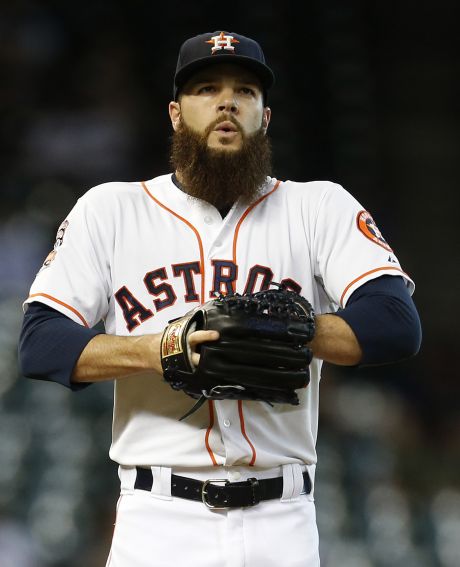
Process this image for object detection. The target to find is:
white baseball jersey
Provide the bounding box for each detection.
[25,174,414,470]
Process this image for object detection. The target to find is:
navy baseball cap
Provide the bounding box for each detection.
[173,31,275,100]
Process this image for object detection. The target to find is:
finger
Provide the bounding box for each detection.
[188,330,219,348]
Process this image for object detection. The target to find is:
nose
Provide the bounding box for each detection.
[217,89,239,114]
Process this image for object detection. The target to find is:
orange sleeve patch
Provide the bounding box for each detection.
[356,210,393,252]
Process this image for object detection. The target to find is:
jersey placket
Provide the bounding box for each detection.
[204,205,259,466]
[213,400,256,466]
[201,208,238,299]
[185,202,255,465]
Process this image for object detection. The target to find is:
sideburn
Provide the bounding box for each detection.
[170,123,272,210]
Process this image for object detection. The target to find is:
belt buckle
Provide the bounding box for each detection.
[201,479,230,509]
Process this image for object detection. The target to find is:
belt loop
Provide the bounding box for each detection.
[118,465,136,494]
[150,466,173,501]
[306,463,316,499]
[281,464,304,502]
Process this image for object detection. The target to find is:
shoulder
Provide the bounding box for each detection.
[282,179,361,207]
[276,179,341,199]
[77,174,172,208]
[273,179,353,209]
[78,180,142,208]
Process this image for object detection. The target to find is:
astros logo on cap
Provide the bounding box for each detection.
[206,32,240,54]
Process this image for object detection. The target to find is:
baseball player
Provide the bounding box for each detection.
[19,31,421,567]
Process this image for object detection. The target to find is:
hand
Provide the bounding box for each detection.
[188,330,220,367]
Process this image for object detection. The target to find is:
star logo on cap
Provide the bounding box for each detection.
[206,32,240,54]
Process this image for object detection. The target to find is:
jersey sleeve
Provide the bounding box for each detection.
[313,183,415,307]
[23,193,111,327]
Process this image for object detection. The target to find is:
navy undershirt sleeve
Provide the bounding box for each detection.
[18,302,104,390]
[334,275,422,366]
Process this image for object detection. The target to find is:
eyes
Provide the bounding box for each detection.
[196,84,257,97]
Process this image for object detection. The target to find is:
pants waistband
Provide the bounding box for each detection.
[121,464,312,508]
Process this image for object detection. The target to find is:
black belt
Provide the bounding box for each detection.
[135,467,312,509]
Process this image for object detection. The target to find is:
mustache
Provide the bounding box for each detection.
[204,115,244,137]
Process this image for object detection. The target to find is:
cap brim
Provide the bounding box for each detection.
[174,55,275,99]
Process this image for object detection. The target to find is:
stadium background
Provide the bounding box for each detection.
[0,1,458,566]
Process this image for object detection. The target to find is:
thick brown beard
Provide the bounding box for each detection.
[170,117,272,210]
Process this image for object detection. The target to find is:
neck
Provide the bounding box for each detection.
[174,170,186,189]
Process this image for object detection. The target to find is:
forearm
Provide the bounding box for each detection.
[71,333,163,382]
[74,313,362,382]
[19,303,220,388]
[309,314,362,365]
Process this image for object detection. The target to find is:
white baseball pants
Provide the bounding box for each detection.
[106,464,320,567]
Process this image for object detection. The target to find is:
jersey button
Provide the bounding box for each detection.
[223,419,231,427]
[228,471,241,481]
[214,240,222,247]
[204,216,213,224]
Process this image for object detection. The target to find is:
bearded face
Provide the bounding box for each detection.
[170,114,272,211]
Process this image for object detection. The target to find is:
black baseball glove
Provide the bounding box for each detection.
[160,284,316,419]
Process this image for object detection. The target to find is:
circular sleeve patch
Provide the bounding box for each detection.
[356,210,393,252]
[41,219,70,269]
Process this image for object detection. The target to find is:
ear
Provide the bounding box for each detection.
[169,101,181,131]
[262,107,272,133]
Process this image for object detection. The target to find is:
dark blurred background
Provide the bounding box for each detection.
[1,1,459,566]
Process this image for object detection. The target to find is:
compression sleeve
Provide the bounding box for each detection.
[18,302,104,390]
[334,275,422,365]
